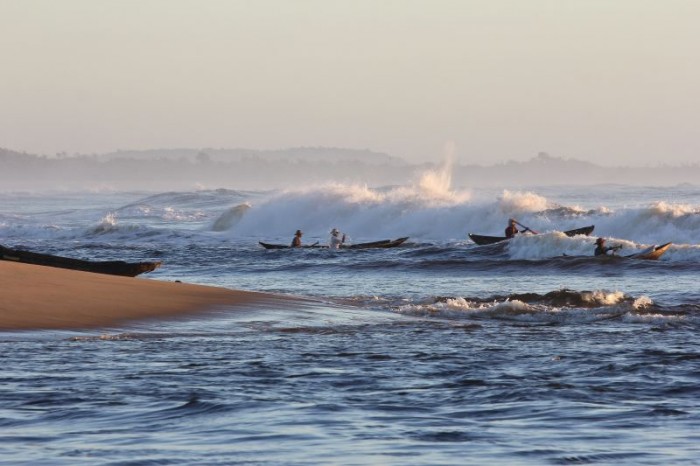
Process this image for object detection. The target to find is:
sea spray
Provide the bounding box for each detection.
[206,183,700,246]
[90,213,119,234]
[498,190,551,214]
[186,157,700,244]
[575,201,700,245]
[413,144,468,203]
[221,158,472,240]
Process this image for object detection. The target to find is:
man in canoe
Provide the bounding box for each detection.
[291,230,303,248]
[505,219,519,238]
[594,237,622,256]
[505,218,536,238]
[329,228,346,249]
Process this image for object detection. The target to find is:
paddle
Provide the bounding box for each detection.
[513,220,539,235]
[608,244,623,255]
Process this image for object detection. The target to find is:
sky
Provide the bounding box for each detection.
[1,0,699,166]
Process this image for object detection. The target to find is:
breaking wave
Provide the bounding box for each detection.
[394,289,690,325]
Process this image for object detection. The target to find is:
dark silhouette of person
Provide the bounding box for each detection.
[594,237,621,256]
[291,230,303,248]
[505,219,519,238]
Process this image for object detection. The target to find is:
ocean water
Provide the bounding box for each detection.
[1,178,699,464]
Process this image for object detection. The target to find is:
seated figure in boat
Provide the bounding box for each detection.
[329,228,346,249]
[594,237,622,256]
[505,219,519,238]
[291,230,303,248]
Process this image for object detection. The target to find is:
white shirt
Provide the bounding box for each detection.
[329,234,343,249]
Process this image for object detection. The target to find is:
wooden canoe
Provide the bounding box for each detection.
[0,245,161,277]
[258,241,323,250]
[625,242,672,260]
[469,225,595,246]
[259,237,409,250]
[344,237,409,249]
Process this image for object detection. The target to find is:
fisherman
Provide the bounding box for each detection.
[329,228,346,249]
[505,219,519,238]
[291,230,303,248]
[594,237,622,256]
[505,218,534,238]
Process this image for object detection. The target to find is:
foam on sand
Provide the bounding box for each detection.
[0,261,289,330]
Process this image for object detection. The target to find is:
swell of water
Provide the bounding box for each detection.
[2,306,698,464]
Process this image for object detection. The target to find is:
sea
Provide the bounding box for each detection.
[1,171,699,464]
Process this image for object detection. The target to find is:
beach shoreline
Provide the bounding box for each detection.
[0,261,280,330]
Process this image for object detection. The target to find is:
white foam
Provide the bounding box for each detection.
[498,190,552,213]
[393,290,668,324]
[632,295,654,309]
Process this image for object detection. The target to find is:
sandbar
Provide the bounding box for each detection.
[0,261,281,330]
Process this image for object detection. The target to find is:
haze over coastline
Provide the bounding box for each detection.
[1,146,697,192]
[2,1,699,167]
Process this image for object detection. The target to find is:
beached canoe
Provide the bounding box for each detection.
[468,225,595,246]
[0,245,161,277]
[259,237,409,250]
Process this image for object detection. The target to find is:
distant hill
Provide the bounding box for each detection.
[0,147,698,191]
[451,152,700,187]
[97,147,405,166]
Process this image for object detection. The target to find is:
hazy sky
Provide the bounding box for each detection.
[2,0,699,165]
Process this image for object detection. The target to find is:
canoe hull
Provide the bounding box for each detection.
[562,242,672,261]
[0,245,161,277]
[259,237,409,250]
[469,225,595,246]
[258,242,323,250]
[345,237,409,249]
[625,242,672,260]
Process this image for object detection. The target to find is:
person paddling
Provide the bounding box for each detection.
[505,219,519,238]
[505,218,537,238]
[594,237,622,256]
[329,228,346,249]
[291,230,303,248]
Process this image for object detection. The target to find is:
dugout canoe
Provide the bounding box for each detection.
[468,225,595,246]
[345,237,409,249]
[259,237,409,250]
[624,242,672,260]
[0,245,161,277]
[258,241,324,250]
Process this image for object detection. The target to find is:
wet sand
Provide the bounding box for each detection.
[0,261,280,330]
